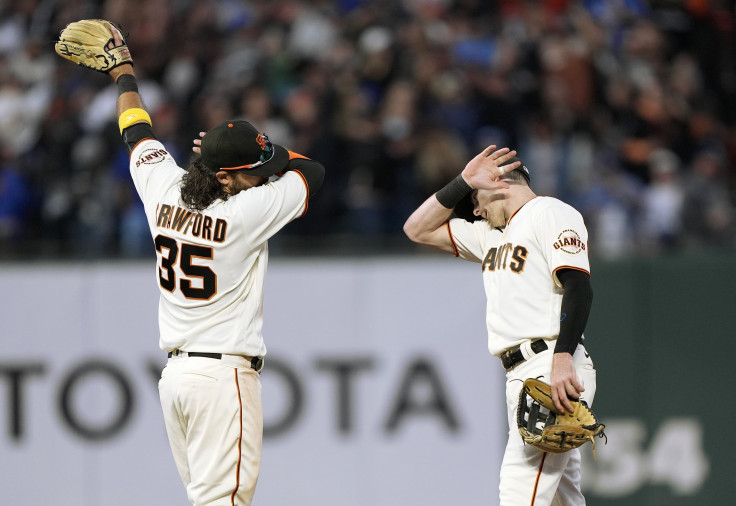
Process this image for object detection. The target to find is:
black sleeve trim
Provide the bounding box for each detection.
[285,157,324,196]
[122,123,157,154]
[292,170,310,217]
[555,268,593,354]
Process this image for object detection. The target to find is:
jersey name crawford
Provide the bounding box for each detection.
[155,203,228,242]
[553,229,586,254]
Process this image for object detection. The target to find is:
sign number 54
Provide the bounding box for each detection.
[582,418,709,496]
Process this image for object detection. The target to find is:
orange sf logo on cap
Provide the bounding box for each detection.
[256,133,267,150]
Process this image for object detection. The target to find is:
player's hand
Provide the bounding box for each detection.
[460,145,519,190]
[107,24,133,82]
[192,131,206,154]
[56,19,132,75]
[550,352,585,414]
[108,23,124,49]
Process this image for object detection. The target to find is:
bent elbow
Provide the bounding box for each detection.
[403,220,421,243]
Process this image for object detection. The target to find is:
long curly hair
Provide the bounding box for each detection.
[180,157,229,211]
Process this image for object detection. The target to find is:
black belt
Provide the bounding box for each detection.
[167,350,264,372]
[501,339,548,371]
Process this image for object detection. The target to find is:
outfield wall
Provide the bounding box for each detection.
[0,255,730,505]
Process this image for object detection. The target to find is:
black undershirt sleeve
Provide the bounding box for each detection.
[122,123,157,154]
[555,268,593,354]
[285,157,325,196]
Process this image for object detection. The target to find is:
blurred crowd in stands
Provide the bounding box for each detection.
[0,0,735,259]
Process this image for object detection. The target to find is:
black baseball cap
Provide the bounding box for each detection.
[200,120,289,176]
[452,156,531,221]
[504,156,531,184]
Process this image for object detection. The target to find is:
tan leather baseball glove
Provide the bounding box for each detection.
[517,378,606,455]
[55,19,132,73]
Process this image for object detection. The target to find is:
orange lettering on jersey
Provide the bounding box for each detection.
[155,204,227,243]
[510,245,528,273]
[171,207,193,231]
[213,219,227,242]
[191,213,203,237]
[500,244,512,269]
[202,215,213,240]
[135,148,169,168]
[552,229,586,254]
[182,214,196,235]
[483,243,529,274]
[482,248,498,272]
[157,204,173,227]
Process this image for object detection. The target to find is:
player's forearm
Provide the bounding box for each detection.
[403,195,453,244]
[555,269,593,354]
[404,172,472,247]
[110,65,156,152]
[110,64,144,114]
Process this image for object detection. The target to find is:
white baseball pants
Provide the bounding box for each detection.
[159,354,263,505]
[500,343,597,506]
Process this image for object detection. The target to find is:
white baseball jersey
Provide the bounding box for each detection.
[129,138,308,357]
[447,196,590,356]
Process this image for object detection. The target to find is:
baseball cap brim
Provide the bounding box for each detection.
[200,120,291,177]
[243,143,289,176]
[205,143,289,177]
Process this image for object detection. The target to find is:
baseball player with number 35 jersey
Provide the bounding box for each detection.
[54,21,325,506]
[404,145,597,505]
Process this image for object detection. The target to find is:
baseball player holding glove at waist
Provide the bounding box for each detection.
[56,20,325,506]
[404,145,604,505]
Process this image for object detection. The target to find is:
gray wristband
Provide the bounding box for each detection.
[116,74,139,96]
[435,174,472,209]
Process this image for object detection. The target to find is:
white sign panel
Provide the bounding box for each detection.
[0,259,506,506]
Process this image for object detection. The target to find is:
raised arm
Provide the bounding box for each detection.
[403,145,519,253]
[106,28,156,152]
[55,19,155,153]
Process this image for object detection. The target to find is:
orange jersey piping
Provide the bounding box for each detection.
[507,196,540,226]
[552,265,590,278]
[552,265,591,288]
[445,221,459,257]
[129,137,155,158]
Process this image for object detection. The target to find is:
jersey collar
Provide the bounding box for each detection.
[506,196,539,226]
